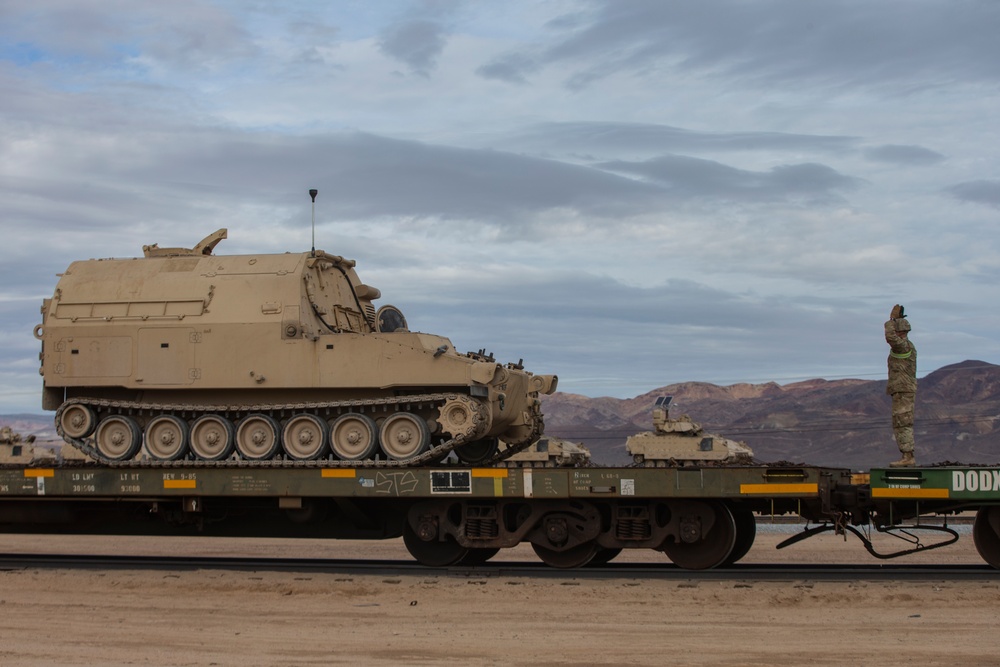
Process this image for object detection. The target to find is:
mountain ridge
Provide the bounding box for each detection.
[541,360,1000,470]
[4,360,999,470]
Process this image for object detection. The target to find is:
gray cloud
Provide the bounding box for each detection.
[945,180,1000,209]
[595,155,862,203]
[379,19,448,75]
[475,53,536,84]
[398,270,888,393]
[1,1,997,413]
[0,1,257,70]
[502,122,857,160]
[863,144,946,166]
[4,121,863,235]
[145,133,665,222]
[477,1,1000,90]
[0,123,667,238]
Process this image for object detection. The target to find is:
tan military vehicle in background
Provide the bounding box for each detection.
[36,228,556,465]
[506,436,592,467]
[0,426,36,464]
[627,396,754,465]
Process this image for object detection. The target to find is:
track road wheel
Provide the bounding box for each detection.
[662,501,736,570]
[329,413,378,461]
[189,415,235,461]
[236,414,281,460]
[973,506,1000,569]
[403,520,468,567]
[379,412,430,460]
[282,414,328,461]
[532,541,599,569]
[723,507,757,566]
[144,415,189,461]
[94,415,142,461]
[60,404,97,439]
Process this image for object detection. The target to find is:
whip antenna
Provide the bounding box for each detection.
[309,188,318,256]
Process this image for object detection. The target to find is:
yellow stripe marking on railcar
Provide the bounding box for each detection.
[321,469,357,478]
[472,469,508,478]
[23,469,55,478]
[163,479,197,489]
[740,483,819,495]
[871,487,949,499]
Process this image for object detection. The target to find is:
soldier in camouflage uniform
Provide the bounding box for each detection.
[885,304,916,467]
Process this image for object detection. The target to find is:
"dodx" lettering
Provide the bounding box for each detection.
[952,470,1000,492]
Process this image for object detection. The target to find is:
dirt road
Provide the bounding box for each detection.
[1,531,998,666]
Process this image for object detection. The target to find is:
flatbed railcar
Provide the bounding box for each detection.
[12,221,1000,570]
[2,461,999,570]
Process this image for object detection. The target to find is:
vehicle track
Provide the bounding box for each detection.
[1,553,996,581]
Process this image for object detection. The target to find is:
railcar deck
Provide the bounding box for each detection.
[1,462,998,570]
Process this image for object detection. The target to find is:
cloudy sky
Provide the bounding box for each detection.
[2,0,999,414]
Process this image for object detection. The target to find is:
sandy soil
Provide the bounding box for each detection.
[1,531,998,667]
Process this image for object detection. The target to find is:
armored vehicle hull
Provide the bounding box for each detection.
[626,396,754,465]
[37,230,556,465]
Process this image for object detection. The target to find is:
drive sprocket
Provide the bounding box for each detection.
[437,395,491,441]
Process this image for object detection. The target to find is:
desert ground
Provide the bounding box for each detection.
[1,529,998,667]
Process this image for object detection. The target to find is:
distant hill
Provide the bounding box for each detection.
[0,414,57,441]
[6,360,999,470]
[542,360,1000,470]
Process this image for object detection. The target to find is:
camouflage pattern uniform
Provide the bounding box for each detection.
[885,307,916,466]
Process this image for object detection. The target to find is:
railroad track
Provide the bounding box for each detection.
[1,553,996,581]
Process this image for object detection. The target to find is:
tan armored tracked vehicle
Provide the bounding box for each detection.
[0,426,37,464]
[37,228,557,466]
[505,436,591,467]
[627,396,753,465]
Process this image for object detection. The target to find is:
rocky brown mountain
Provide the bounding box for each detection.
[4,360,998,470]
[542,360,1000,470]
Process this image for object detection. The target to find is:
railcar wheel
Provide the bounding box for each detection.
[379,412,431,460]
[144,415,189,461]
[456,439,499,465]
[532,541,599,569]
[189,415,235,461]
[402,521,468,567]
[329,413,379,461]
[723,507,757,566]
[587,547,623,566]
[282,414,328,460]
[661,501,736,570]
[459,547,501,565]
[236,414,281,460]
[60,404,97,439]
[94,415,142,461]
[973,506,1000,569]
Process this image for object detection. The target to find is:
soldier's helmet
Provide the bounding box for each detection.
[894,318,912,333]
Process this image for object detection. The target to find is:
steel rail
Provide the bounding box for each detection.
[0,553,996,581]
